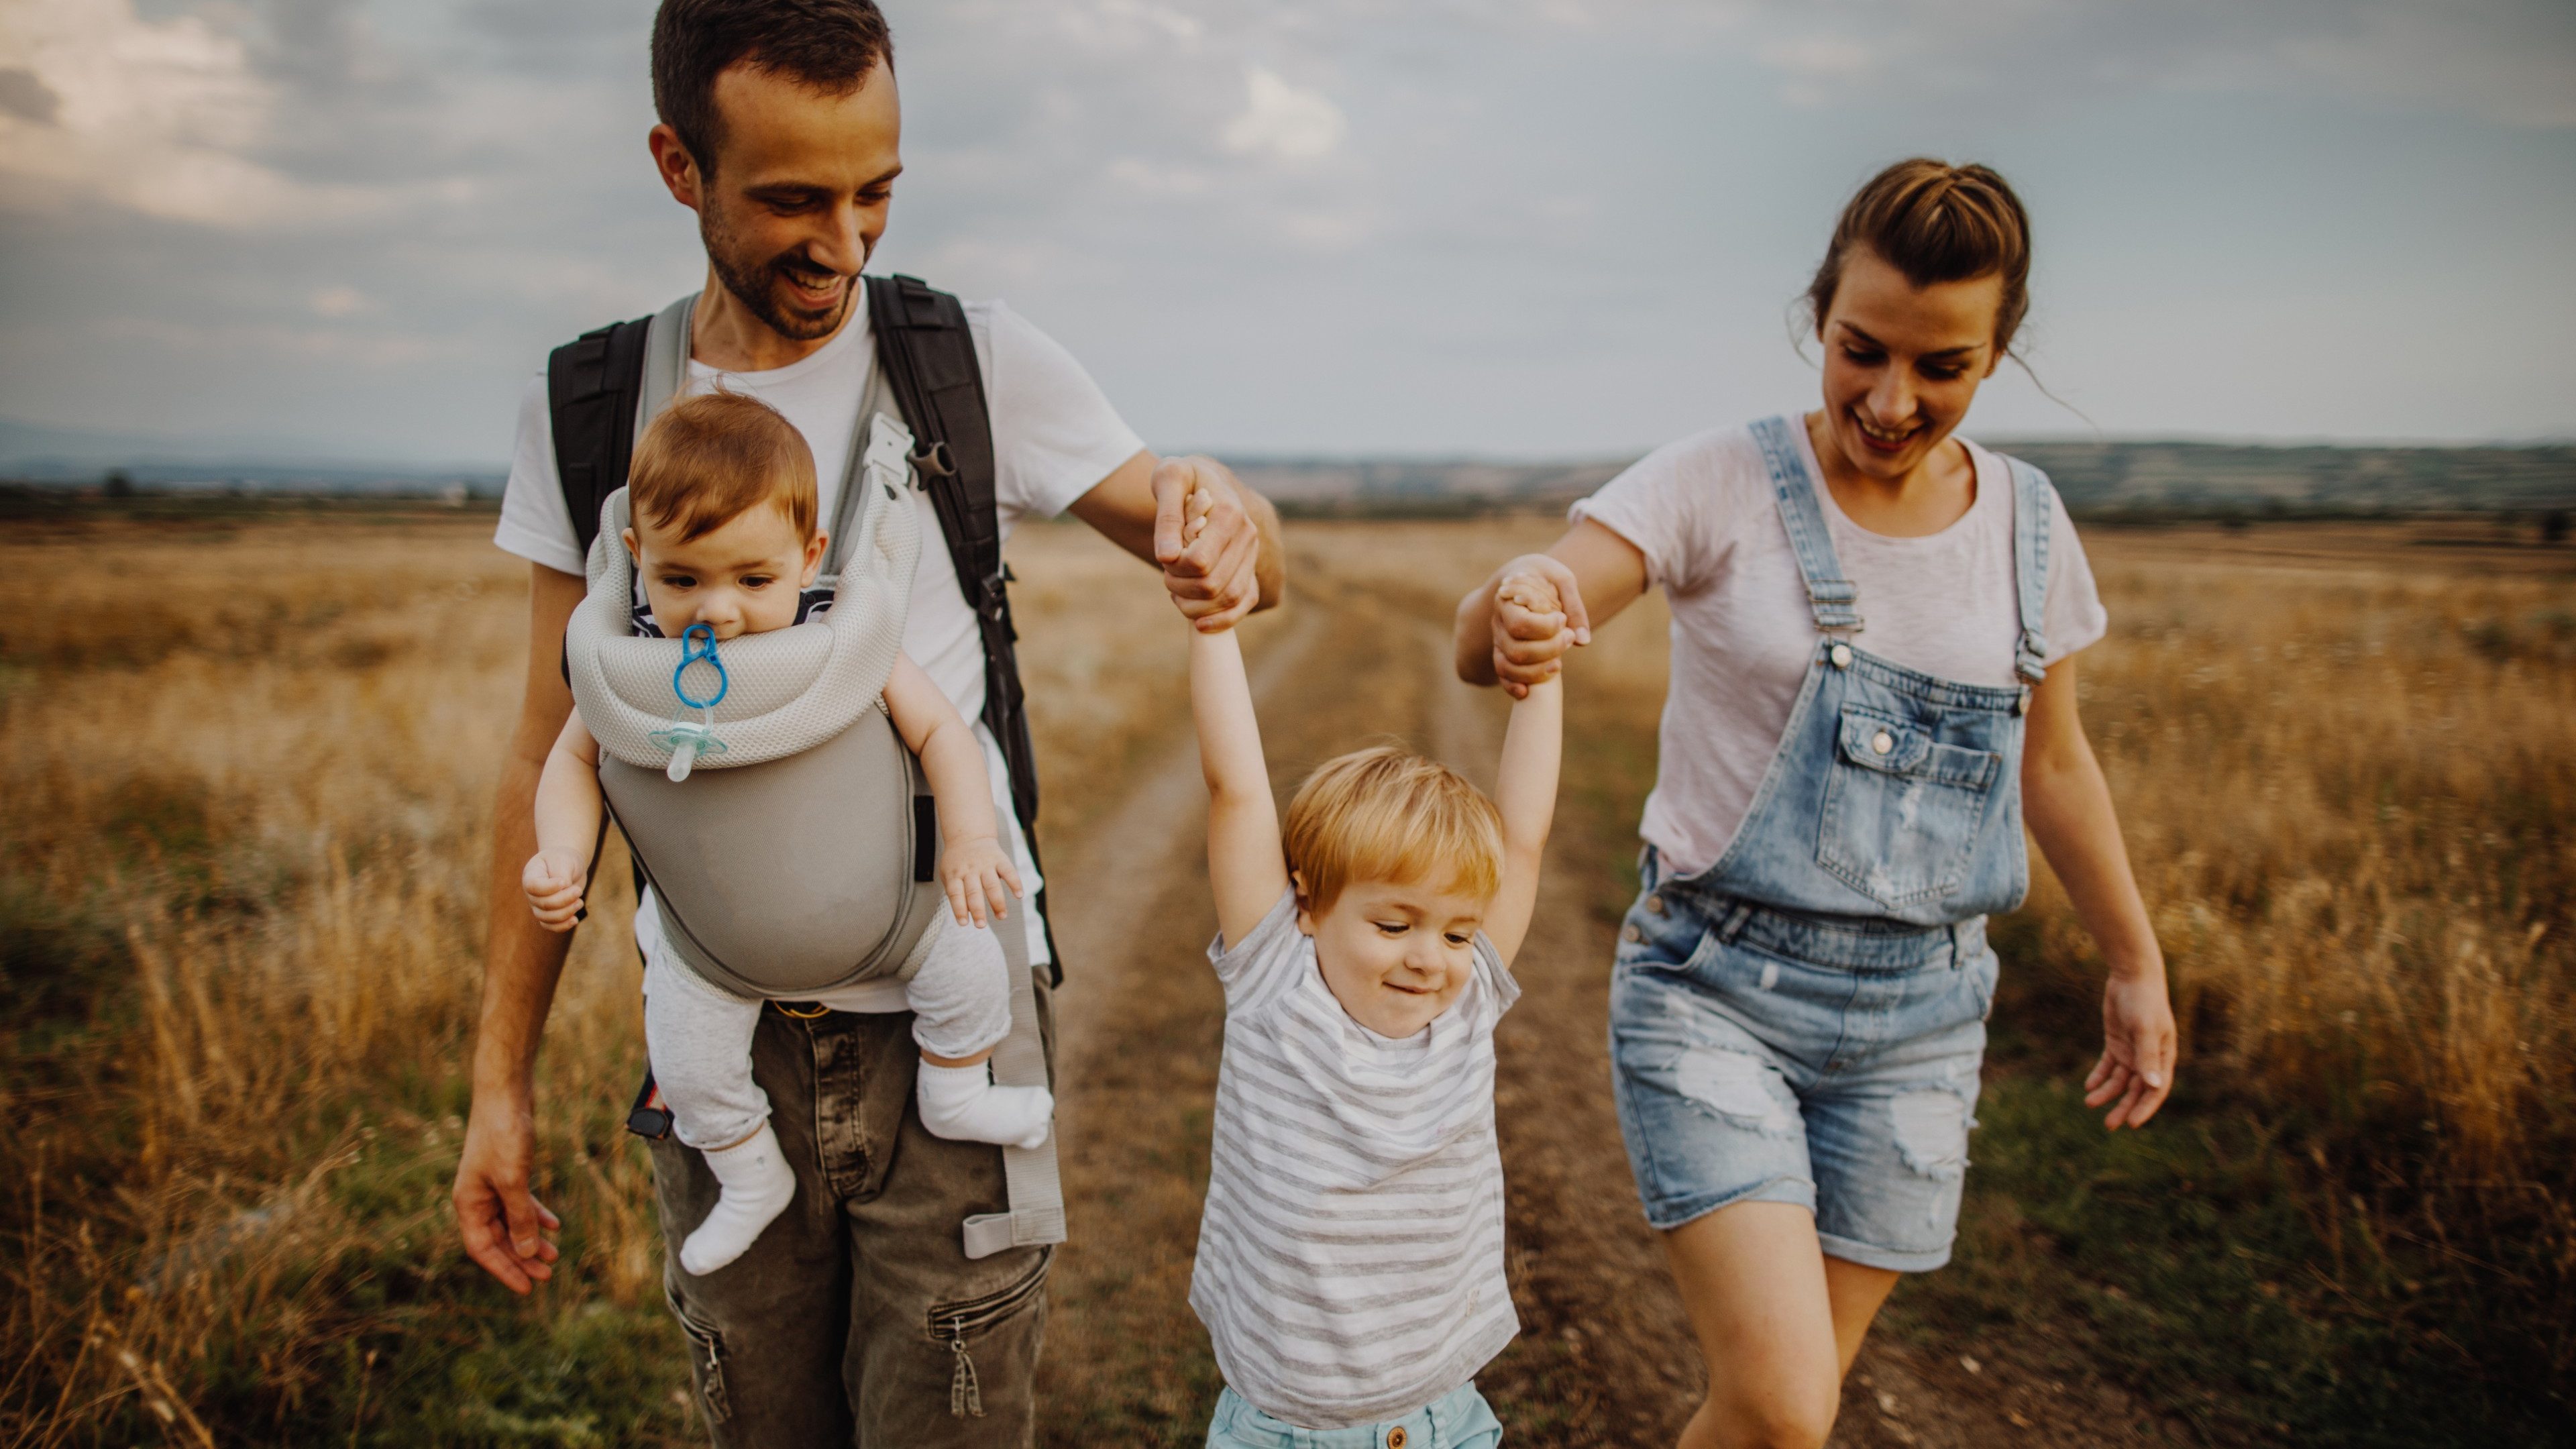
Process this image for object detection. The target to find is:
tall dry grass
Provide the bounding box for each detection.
[0,508,1185,1444]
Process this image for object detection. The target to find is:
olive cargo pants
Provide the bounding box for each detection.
[648,976,1054,1447]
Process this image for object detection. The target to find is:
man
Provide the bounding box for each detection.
[449,2,1283,1442]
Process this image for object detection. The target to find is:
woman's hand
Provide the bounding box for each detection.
[2085,968,2178,1129]
[940,835,1024,928]
[521,847,590,932]
[1488,553,1591,698]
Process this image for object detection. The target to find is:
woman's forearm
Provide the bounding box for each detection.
[2024,745,2161,979]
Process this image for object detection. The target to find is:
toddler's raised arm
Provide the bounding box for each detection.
[525,713,604,931]
[1190,623,1291,949]
[1481,573,1566,966]
[882,653,1024,928]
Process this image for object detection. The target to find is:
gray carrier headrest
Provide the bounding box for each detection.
[565,470,919,775]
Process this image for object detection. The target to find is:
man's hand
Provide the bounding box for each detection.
[452,1091,561,1294]
[521,848,590,932]
[1152,455,1265,633]
[1488,553,1593,698]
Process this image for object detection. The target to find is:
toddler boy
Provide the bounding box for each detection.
[1180,500,1565,1446]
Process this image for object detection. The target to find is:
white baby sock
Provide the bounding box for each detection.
[916,1061,1054,1150]
[679,1121,796,1277]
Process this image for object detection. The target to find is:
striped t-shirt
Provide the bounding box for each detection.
[1188,888,1521,1430]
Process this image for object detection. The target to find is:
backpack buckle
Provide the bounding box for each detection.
[908,439,956,480]
[977,567,1014,623]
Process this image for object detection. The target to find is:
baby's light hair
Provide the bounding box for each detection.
[1282,745,1504,915]
[629,390,818,544]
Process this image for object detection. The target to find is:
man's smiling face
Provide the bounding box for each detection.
[686,60,903,343]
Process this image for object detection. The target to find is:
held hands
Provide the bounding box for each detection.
[2087,968,2179,1130]
[521,847,591,932]
[1489,556,1591,698]
[940,835,1024,928]
[1152,456,1260,633]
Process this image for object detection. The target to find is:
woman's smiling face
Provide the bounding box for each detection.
[1815,246,2004,484]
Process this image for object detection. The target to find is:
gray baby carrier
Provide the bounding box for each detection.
[549,283,1063,1260]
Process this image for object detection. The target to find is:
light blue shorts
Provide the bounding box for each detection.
[1607,849,1995,1272]
[1206,1381,1503,1449]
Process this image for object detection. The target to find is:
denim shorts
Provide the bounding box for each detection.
[1206,1381,1502,1449]
[1607,849,1996,1271]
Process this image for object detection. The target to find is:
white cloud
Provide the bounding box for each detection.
[309,284,366,317]
[0,0,384,227]
[1221,66,1347,163]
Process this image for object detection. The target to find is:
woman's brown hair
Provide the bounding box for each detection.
[1806,158,2033,357]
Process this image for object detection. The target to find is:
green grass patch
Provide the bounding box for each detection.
[1890,1072,2575,1447]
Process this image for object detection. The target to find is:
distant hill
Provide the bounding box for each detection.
[1233,441,2576,518]
[0,416,500,496]
[9,410,2570,518]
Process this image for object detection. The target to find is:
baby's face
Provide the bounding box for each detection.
[624,503,825,641]
[1300,875,1491,1040]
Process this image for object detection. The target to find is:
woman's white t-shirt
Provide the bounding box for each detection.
[1570,419,2108,879]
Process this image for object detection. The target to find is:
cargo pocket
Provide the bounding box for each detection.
[664,1285,733,1426]
[1817,706,2000,909]
[926,1251,1049,1419]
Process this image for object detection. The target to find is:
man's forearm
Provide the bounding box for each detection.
[476,751,574,1096]
[1454,577,1503,686]
[1245,485,1286,614]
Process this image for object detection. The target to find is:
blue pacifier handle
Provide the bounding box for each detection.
[674,623,729,710]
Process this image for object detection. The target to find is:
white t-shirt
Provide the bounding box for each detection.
[1570,419,2108,879]
[1189,890,1519,1429]
[496,292,1146,1005]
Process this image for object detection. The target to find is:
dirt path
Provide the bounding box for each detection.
[1035,561,2180,1447]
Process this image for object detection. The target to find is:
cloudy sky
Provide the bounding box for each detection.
[1,0,2571,467]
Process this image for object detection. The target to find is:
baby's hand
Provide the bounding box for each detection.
[939,835,1024,928]
[522,847,591,932]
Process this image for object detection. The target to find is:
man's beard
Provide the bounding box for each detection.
[702,209,855,343]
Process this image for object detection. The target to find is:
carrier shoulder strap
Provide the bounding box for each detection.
[863,274,1040,835]
[547,313,655,561]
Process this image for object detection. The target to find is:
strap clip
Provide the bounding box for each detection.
[909,439,957,480]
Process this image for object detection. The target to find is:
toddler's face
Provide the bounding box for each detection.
[1299,875,1491,1040]
[624,503,825,641]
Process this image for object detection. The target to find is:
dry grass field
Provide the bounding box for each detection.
[1,501,2568,1446]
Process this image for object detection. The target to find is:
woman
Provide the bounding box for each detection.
[1452,160,2176,1448]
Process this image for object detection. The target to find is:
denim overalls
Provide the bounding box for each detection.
[1606,415,2053,1271]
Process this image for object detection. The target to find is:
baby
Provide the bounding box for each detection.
[1179,492,1565,1448]
[522,390,1052,1276]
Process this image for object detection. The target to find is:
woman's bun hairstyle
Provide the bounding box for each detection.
[1806,158,2033,357]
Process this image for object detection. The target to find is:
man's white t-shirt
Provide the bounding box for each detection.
[495,292,1145,1008]
[1570,419,2109,879]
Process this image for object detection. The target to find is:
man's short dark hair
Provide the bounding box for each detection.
[652,0,894,178]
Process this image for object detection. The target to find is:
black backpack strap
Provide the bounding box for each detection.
[547,314,654,559]
[864,274,1038,833]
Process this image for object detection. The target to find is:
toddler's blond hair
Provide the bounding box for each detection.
[1282,745,1504,914]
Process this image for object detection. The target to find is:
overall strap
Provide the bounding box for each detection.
[1750,415,1863,635]
[863,274,1036,832]
[2006,456,2055,683]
